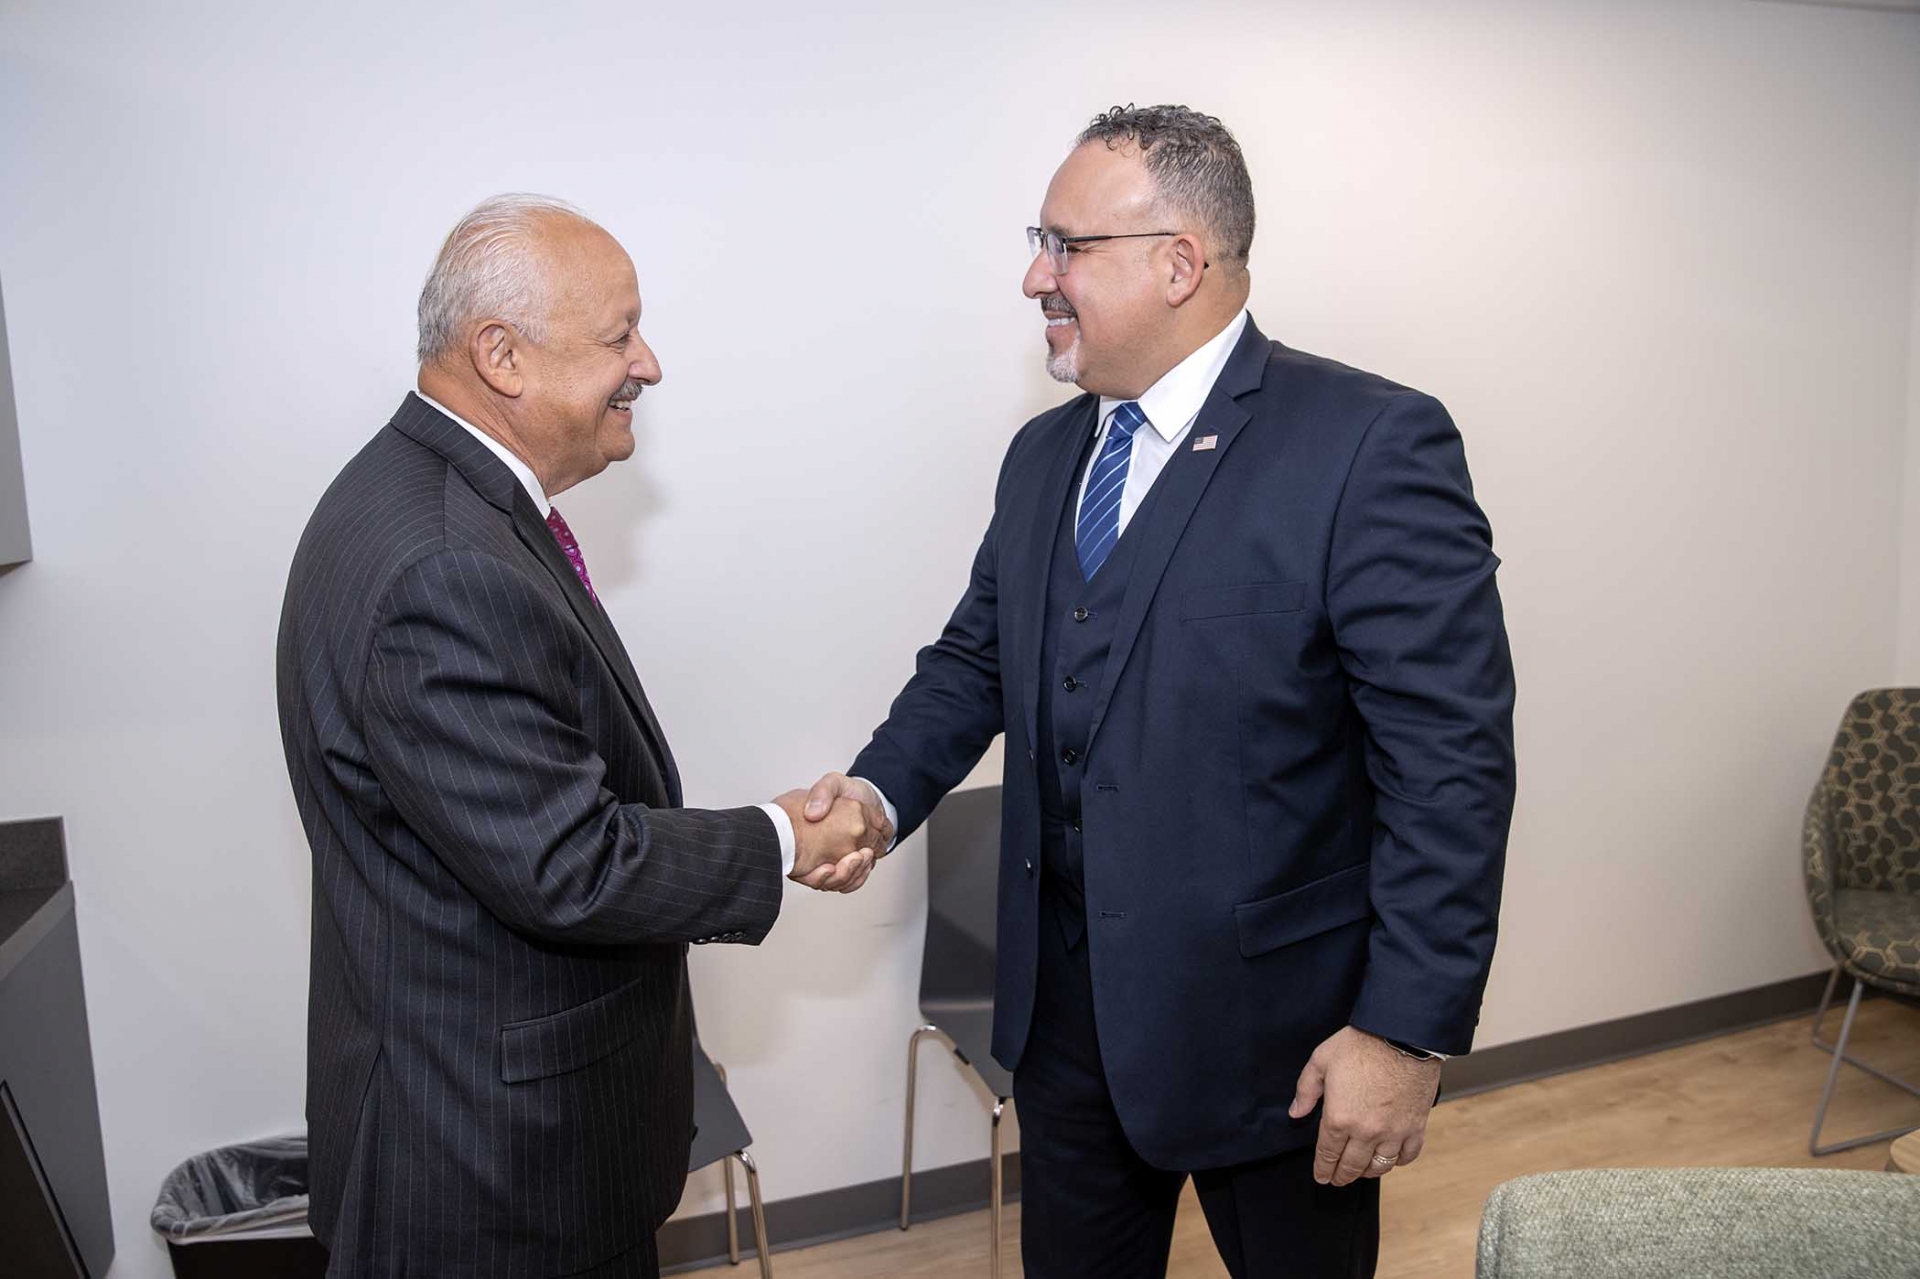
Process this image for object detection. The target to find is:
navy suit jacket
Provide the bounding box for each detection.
[851,318,1516,1170]
[278,395,784,1276]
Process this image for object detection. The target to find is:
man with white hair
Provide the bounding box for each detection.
[276,195,887,1277]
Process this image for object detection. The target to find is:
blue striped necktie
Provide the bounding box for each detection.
[1076,401,1148,580]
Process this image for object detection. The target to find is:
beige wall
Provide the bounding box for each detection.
[1,2,1917,1273]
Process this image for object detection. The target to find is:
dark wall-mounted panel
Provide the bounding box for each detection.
[0,1082,88,1276]
[0,819,113,1276]
[0,276,32,567]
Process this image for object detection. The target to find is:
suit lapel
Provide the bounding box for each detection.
[508,499,683,806]
[390,394,683,806]
[1016,396,1102,753]
[1084,321,1272,755]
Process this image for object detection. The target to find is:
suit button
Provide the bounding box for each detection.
[1072,819,1081,833]
[1072,606,1089,622]
[1061,748,1077,765]
[1024,858,1034,874]
[1063,677,1079,692]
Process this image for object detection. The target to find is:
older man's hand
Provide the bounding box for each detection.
[772,789,883,893]
[801,772,894,868]
[1288,1026,1443,1187]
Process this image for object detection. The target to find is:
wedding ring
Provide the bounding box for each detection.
[1371,1153,1397,1167]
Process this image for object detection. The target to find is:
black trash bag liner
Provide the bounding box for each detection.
[151,1134,311,1240]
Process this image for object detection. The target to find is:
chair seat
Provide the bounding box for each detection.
[1834,888,1920,989]
[689,1045,753,1173]
[1477,1167,1920,1278]
[922,1000,1015,1100]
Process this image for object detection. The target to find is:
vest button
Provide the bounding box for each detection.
[1063,677,1079,692]
[1071,819,1082,833]
[1072,606,1089,622]
[1061,747,1078,766]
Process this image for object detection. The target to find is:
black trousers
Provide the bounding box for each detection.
[1013,892,1379,1279]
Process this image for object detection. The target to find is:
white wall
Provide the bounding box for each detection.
[2,2,1917,1273]
[1900,134,1920,676]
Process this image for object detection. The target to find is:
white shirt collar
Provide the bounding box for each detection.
[414,390,551,515]
[1098,308,1251,440]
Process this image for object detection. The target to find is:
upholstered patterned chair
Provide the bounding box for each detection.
[1803,688,1920,1155]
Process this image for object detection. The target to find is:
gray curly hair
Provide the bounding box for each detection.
[1077,104,1255,270]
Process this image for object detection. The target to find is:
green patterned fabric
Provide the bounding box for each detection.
[1476,1168,1920,1279]
[1805,689,1920,998]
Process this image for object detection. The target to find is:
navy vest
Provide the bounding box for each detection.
[1035,426,1170,950]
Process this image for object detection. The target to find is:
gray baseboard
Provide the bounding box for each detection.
[660,969,1839,1272]
[1438,968,1839,1098]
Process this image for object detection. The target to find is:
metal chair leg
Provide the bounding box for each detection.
[1810,965,1842,1043]
[714,1061,740,1266]
[989,1099,1006,1279]
[1811,967,1920,1097]
[901,1023,941,1229]
[1810,973,1920,1155]
[737,1150,772,1279]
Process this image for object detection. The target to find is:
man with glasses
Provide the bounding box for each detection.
[806,105,1515,1277]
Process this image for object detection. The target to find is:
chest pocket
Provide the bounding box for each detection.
[1181,580,1307,621]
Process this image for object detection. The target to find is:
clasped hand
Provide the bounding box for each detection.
[772,772,892,893]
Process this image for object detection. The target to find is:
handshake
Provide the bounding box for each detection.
[772,772,892,894]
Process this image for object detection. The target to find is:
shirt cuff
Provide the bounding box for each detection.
[849,777,900,851]
[756,803,797,877]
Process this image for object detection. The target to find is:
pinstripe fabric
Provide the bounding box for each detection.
[276,394,784,1277]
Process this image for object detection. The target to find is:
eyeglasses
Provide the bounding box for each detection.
[1026,226,1182,276]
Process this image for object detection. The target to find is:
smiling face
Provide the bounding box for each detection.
[1022,141,1177,399]
[515,219,662,494]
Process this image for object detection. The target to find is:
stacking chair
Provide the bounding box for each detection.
[899,785,1015,1279]
[690,1028,772,1277]
[1802,688,1920,1155]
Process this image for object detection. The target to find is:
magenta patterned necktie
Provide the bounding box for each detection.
[544,506,598,604]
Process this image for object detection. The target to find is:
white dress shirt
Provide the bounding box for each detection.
[415,389,798,875]
[1083,307,1249,536]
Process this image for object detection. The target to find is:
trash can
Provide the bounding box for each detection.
[150,1134,328,1278]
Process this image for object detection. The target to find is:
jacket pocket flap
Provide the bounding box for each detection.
[1234,862,1372,958]
[1182,580,1307,621]
[499,977,648,1084]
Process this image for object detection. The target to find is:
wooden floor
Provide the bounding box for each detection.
[688,997,1920,1278]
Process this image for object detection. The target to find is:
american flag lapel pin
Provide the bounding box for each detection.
[1193,433,1218,452]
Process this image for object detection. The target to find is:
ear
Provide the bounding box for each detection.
[1165,232,1208,309]
[470,321,524,398]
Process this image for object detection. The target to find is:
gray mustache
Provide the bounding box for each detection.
[611,380,646,403]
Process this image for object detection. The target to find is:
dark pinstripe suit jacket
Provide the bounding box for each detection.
[277,394,784,1277]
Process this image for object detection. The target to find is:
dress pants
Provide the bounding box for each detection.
[1013,891,1379,1279]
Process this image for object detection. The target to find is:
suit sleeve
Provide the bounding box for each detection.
[360,548,784,947]
[847,446,1018,842]
[1327,393,1516,1056]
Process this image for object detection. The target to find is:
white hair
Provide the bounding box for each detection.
[416,193,591,365]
